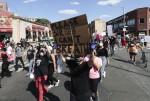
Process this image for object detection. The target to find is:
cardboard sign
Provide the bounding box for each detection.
[51,14,91,55]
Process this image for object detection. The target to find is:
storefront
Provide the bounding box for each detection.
[12,18,50,43]
[0,11,13,42]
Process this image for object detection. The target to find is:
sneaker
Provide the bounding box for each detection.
[90,97,94,101]
[48,84,54,89]
[133,62,136,66]
[26,73,29,76]
[103,71,106,78]
[55,80,60,87]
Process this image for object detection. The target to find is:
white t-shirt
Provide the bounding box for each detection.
[7,46,13,55]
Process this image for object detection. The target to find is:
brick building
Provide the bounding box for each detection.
[107,7,150,37]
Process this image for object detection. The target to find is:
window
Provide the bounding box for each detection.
[113,24,118,29]
[139,18,144,24]
[127,19,135,26]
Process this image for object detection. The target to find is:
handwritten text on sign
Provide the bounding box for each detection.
[51,14,91,55]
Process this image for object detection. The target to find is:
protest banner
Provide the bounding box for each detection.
[107,25,113,36]
[144,36,150,42]
[51,14,91,55]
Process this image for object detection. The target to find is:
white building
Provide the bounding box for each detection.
[90,19,106,34]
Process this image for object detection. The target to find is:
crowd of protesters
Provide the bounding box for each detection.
[0,33,146,101]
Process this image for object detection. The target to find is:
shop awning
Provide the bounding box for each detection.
[0,28,12,33]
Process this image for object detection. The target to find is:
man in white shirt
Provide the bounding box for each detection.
[6,43,13,55]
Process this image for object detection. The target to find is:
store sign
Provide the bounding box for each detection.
[32,25,45,30]
[51,14,91,55]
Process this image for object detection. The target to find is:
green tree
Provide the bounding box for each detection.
[36,18,50,25]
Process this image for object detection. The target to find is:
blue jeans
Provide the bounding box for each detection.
[28,59,34,74]
[100,56,107,77]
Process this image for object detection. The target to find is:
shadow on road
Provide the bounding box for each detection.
[113,58,149,71]
[112,58,130,63]
[110,65,150,77]
[61,72,71,77]
[26,81,38,100]
[27,81,60,101]
[64,81,71,91]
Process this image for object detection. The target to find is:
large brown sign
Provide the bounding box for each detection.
[51,14,91,55]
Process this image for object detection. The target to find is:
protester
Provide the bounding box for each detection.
[103,37,109,50]
[87,43,102,101]
[127,39,144,65]
[97,42,109,81]
[46,44,59,88]
[6,43,13,56]
[34,42,51,101]
[60,54,92,101]
[116,36,121,49]
[1,48,12,77]
[109,36,116,56]
[26,45,35,76]
[122,38,127,48]
[0,40,5,50]
[15,43,25,72]
[57,53,63,73]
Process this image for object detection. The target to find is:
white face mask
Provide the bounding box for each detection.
[40,52,44,56]
[99,43,103,47]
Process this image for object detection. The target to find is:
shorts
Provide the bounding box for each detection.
[90,78,100,93]
[129,52,137,56]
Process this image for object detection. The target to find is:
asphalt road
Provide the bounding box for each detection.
[0,48,150,101]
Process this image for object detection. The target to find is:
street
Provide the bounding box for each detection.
[0,48,150,101]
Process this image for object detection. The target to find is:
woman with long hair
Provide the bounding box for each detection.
[84,43,102,101]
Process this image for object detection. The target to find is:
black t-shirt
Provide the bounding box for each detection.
[27,49,35,60]
[66,60,91,101]
[103,40,109,48]
[2,53,8,63]
[109,37,116,45]
[34,55,49,77]
[97,48,108,57]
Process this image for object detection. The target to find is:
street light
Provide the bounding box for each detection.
[109,4,126,38]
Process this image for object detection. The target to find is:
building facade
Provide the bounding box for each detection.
[12,18,50,43]
[107,7,150,37]
[0,11,50,43]
[89,19,106,34]
[0,2,51,43]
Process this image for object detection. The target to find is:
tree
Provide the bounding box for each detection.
[36,18,50,26]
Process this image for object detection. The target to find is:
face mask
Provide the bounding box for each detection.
[40,52,44,56]
[99,43,103,47]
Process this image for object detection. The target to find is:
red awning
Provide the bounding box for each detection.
[0,28,12,33]
[0,11,13,17]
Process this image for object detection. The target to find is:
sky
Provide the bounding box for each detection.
[1,0,150,23]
